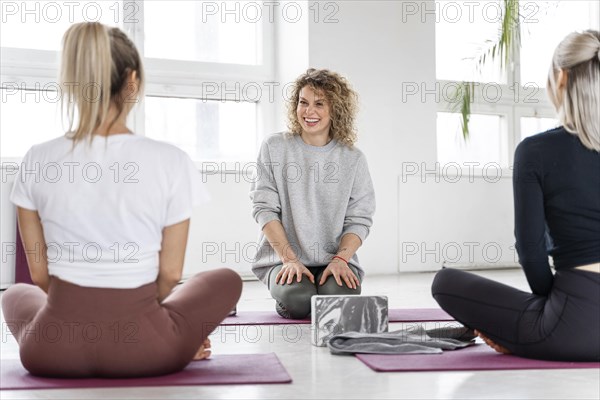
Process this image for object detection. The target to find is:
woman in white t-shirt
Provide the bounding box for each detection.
[1,22,242,378]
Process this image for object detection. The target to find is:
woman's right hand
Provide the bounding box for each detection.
[275,261,315,285]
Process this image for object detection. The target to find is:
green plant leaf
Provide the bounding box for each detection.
[449,0,523,140]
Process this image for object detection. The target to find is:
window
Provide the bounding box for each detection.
[143,1,259,65]
[520,1,598,87]
[435,1,504,83]
[520,116,558,140]
[436,112,508,167]
[435,0,599,165]
[1,1,274,164]
[0,88,62,158]
[145,96,257,161]
[0,1,120,51]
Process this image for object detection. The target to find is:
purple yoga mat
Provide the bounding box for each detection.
[388,308,453,323]
[0,353,292,390]
[356,344,600,372]
[221,308,453,325]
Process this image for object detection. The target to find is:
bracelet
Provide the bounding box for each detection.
[332,255,348,265]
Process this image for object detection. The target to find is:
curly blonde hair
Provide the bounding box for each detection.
[286,68,359,146]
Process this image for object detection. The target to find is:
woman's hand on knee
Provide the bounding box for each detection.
[193,338,212,361]
[319,260,360,289]
[275,261,315,285]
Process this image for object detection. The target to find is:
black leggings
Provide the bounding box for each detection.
[431,268,600,361]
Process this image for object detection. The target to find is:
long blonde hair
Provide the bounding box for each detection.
[60,22,144,143]
[547,30,600,151]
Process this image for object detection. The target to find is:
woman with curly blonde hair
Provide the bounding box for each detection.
[250,68,376,319]
[286,68,359,147]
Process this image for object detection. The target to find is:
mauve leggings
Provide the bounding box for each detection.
[432,268,600,361]
[1,269,242,378]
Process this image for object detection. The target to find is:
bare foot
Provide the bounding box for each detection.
[193,338,212,361]
[474,330,511,354]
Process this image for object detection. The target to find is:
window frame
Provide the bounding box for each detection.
[435,0,598,168]
[435,77,555,167]
[0,0,276,169]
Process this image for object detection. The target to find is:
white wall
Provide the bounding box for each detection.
[184,172,259,279]
[398,171,516,271]
[307,1,440,274]
[1,178,17,288]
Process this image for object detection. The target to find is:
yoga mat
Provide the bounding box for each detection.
[389,308,453,323]
[355,344,600,372]
[221,308,453,325]
[0,353,291,390]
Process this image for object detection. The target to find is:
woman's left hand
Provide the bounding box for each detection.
[193,338,212,360]
[319,259,360,289]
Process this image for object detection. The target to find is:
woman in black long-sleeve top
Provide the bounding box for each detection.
[431,30,600,361]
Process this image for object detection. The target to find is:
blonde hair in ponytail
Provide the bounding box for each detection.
[60,22,143,143]
[547,30,600,152]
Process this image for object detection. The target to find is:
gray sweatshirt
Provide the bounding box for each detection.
[249,132,376,283]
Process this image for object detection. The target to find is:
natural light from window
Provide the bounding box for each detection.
[143,1,259,65]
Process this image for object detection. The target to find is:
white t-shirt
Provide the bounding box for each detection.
[10,134,204,289]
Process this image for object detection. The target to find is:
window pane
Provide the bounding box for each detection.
[0,89,63,157]
[144,97,257,161]
[437,112,508,167]
[0,1,121,51]
[435,0,505,83]
[520,116,558,140]
[520,1,599,87]
[144,1,259,65]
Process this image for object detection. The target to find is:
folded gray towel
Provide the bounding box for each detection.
[328,326,475,355]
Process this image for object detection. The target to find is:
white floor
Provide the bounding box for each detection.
[1,269,599,399]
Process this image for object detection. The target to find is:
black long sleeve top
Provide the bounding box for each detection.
[513,126,600,295]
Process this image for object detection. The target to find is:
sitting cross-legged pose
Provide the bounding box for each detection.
[432,30,600,361]
[1,22,242,378]
[250,68,376,319]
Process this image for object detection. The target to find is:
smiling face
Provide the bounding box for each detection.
[296,86,332,141]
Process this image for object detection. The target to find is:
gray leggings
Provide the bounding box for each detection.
[268,265,362,319]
